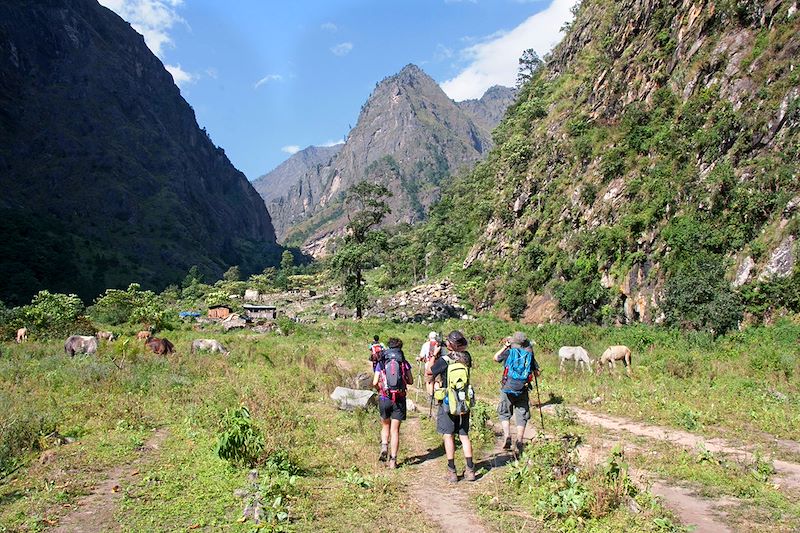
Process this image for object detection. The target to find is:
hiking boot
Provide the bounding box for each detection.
[387,458,397,469]
[446,469,458,483]
[379,443,388,462]
[463,467,477,482]
[515,440,525,456]
[502,437,512,450]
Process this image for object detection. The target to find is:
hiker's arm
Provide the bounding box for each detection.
[372,370,380,388]
[493,346,509,362]
[405,363,413,385]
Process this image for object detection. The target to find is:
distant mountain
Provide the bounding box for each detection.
[253,144,343,205]
[0,0,281,305]
[457,85,518,132]
[261,64,515,250]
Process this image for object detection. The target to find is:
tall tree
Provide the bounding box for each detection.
[330,182,392,318]
[516,48,543,88]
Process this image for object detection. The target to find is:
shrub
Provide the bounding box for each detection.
[91,283,172,330]
[21,290,85,339]
[216,406,265,467]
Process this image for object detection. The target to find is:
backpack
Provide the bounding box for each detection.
[381,348,407,401]
[502,347,534,395]
[444,355,475,416]
[370,343,383,364]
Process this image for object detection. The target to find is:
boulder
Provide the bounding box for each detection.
[330,387,376,410]
[350,372,373,390]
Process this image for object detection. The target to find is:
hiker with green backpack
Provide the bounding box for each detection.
[494,331,540,455]
[372,337,413,469]
[430,330,476,482]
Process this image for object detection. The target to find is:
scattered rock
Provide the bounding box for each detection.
[589,396,604,405]
[759,236,795,281]
[407,399,417,412]
[733,256,755,287]
[350,372,373,390]
[330,387,377,410]
[370,280,469,322]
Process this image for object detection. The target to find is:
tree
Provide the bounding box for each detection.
[516,48,543,88]
[280,251,294,273]
[182,265,204,288]
[330,182,392,318]
[223,265,241,282]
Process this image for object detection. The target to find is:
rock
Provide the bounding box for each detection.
[759,236,796,281]
[589,396,603,405]
[330,387,377,410]
[733,256,755,287]
[407,399,417,412]
[350,372,373,390]
[627,497,641,514]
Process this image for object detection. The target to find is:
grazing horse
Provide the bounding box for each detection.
[96,331,115,341]
[598,345,632,375]
[16,327,28,343]
[64,335,98,357]
[145,337,175,355]
[190,339,229,355]
[558,346,593,372]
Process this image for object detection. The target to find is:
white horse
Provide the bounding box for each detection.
[598,345,632,375]
[558,346,593,372]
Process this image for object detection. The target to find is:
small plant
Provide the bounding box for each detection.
[216,406,264,467]
[554,405,577,425]
[539,473,588,517]
[748,451,775,483]
[342,466,372,489]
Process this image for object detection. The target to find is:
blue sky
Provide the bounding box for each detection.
[100,0,573,179]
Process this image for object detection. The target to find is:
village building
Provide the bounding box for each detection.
[242,304,277,320]
[207,304,232,319]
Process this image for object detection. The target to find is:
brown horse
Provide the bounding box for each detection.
[145,337,175,355]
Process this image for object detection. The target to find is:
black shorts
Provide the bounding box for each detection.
[379,397,407,421]
[436,403,470,435]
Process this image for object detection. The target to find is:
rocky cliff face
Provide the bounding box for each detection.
[264,65,513,249]
[252,144,343,205]
[413,0,800,326]
[457,85,518,132]
[0,0,281,305]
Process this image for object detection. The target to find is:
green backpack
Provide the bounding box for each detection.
[445,357,474,416]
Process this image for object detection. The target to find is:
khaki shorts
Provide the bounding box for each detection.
[497,390,530,427]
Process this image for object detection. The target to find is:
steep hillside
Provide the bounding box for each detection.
[457,85,518,132]
[265,65,512,250]
[0,0,281,305]
[387,0,800,329]
[252,144,342,205]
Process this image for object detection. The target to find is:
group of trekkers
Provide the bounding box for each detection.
[368,330,540,482]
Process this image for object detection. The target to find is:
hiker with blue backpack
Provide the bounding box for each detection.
[494,331,540,455]
[372,337,413,469]
[430,330,476,482]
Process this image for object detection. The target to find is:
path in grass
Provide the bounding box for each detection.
[50,428,168,533]
[546,405,800,491]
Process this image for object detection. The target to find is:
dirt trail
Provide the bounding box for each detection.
[403,417,490,533]
[543,405,800,491]
[50,428,168,533]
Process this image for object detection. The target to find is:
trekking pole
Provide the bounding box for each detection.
[532,371,545,433]
[415,361,422,404]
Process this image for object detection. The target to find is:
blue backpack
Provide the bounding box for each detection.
[502,347,534,395]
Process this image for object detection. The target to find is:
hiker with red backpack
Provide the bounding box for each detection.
[369,335,386,371]
[430,330,476,482]
[372,337,413,469]
[494,331,540,456]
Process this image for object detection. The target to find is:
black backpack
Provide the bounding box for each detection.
[381,348,407,397]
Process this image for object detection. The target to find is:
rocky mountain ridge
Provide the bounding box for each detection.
[260,64,515,252]
[399,0,799,328]
[0,0,281,305]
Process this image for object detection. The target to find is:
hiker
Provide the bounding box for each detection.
[417,331,446,395]
[430,330,476,482]
[369,335,386,371]
[493,331,539,455]
[373,337,413,469]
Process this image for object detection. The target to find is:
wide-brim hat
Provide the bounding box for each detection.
[446,330,468,349]
[509,331,529,348]
[428,331,438,341]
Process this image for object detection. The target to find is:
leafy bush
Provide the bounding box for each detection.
[216,406,265,467]
[90,283,171,330]
[21,290,86,339]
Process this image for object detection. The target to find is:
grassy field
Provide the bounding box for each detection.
[1,317,799,531]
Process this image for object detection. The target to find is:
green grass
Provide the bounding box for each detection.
[1,318,799,531]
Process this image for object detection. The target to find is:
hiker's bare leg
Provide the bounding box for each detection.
[516,424,526,443]
[381,418,390,445]
[390,419,401,458]
[458,434,473,458]
[501,419,511,441]
[443,434,456,459]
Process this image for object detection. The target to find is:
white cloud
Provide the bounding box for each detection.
[318,139,345,147]
[205,67,218,79]
[165,64,194,87]
[99,0,185,58]
[440,0,575,101]
[254,74,284,89]
[281,145,301,155]
[321,22,338,32]
[331,42,353,56]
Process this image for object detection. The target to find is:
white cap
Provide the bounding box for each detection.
[428,331,438,341]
